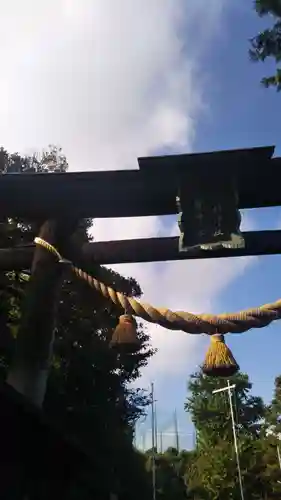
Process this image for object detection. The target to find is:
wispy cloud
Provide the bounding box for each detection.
[0,0,255,384]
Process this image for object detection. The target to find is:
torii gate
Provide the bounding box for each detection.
[1,144,281,408]
[2,144,281,498]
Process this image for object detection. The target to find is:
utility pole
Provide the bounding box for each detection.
[277,444,281,470]
[151,382,156,500]
[154,397,158,452]
[160,431,163,453]
[142,432,146,452]
[212,380,244,500]
[174,409,180,452]
[193,429,197,449]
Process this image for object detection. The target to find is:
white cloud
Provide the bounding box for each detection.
[0,0,204,166]
[0,0,255,384]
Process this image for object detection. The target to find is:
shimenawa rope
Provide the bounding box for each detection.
[34,236,280,376]
[34,237,281,336]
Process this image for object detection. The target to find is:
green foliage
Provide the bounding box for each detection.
[185,371,265,449]
[267,375,281,434]
[0,144,68,174]
[250,0,281,90]
[183,371,281,499]
[135,374,281,499]
[255,0,281,17]
[144,447,191,500]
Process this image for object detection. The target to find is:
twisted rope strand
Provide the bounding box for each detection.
[34,237,281,335]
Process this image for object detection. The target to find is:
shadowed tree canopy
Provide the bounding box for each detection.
[250,0,281,90]
[0,145,155,498]
[143,447,192,500]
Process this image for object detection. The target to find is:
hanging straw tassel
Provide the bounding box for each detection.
[202,333,239,377]
[110,314,140,352]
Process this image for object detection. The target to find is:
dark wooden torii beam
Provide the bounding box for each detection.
[1,230,281,271]
[0,146,280,219]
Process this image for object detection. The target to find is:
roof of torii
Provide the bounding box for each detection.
[0,145,278,219]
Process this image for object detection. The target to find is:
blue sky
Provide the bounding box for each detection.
[136,3,281,451]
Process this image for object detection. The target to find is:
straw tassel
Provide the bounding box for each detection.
[202,333,239,377]
[110,314,140,352]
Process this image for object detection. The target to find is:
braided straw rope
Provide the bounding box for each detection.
[34,237,281,335]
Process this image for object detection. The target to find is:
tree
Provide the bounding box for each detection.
[144,447,192,500]
[138,370,281,499]
[266,375,281,435]
[184,371,270,499]
[0,146,154,498]
[185,371,265,448]
[250,0,281,90]
[261,375,281,497]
